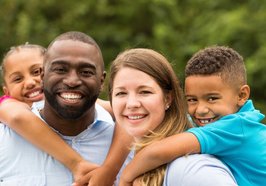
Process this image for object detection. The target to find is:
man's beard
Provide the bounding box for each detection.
[43,89,99,120]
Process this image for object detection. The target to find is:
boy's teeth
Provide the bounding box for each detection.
[199,119,213,124]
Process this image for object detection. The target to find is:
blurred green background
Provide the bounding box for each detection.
[0,0,265,122]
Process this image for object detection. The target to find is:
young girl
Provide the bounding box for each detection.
[0,43,131,185]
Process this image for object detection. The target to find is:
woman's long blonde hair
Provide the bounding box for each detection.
[109,48,192,185]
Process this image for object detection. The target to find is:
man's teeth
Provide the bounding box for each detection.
[128,115,144,120]
[28,91,40,98]
[61,93,81,99]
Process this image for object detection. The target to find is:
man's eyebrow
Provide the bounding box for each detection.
[78,62,96,69]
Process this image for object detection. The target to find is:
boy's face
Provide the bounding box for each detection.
[3,49,44,106]
[185,75,240,127]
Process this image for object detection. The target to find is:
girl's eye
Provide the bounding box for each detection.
[33,68,42,76]
[12,76,23,83]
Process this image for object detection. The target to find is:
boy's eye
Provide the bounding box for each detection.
[208,97,218,102]
[186,97,197,103]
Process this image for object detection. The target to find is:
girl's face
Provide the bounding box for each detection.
[112,67,169,141]
[3,49,44,106]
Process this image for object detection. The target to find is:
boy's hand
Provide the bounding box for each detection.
[73,166,117,186]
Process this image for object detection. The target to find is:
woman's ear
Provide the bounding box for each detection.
[165,92,173,110]
[237,85,250,106]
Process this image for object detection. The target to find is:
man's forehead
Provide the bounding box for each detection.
[45,39,104,69]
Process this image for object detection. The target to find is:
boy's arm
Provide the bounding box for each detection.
[120,132,200,184]
[73,123,133,186]
[0,98,97,179]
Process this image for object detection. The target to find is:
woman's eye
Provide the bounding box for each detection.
[115,92,126,96]
[140,90,152,95]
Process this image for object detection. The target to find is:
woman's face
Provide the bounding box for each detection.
[112,67,169,141]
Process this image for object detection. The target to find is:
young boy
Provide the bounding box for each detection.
[120,46,266,186]
[0,43,131,185]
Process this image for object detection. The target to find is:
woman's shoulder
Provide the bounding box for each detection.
[163,154,237,186]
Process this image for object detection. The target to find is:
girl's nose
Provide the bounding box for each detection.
[25,77,37,89]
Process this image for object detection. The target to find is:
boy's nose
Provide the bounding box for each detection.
[195,103,209,116]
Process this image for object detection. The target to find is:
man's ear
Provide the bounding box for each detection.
[237,85,250,106]
[100,71,106,91]
[3,86,10,96]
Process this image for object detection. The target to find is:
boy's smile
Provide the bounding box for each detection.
[185,75,241,127]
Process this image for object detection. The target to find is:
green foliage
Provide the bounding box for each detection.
[0,0,265,120]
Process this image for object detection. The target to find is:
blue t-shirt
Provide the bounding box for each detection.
[188,100,266,186]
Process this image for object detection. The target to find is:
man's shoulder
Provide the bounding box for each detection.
[95,103,114,124]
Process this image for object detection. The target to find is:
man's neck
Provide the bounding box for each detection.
[40,104,95,136]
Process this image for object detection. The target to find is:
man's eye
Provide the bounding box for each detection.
[80,69,95,76]
[53,67,66,73]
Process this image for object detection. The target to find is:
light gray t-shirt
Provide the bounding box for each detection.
[163,154,237,186]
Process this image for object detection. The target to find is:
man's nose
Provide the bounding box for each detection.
[63,71,82,87]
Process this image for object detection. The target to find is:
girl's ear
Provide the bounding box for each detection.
[237,85,250,106]
[3,86,10,96]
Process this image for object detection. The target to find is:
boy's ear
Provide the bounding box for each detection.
[3,86,10,96]
[237,85,250,106]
